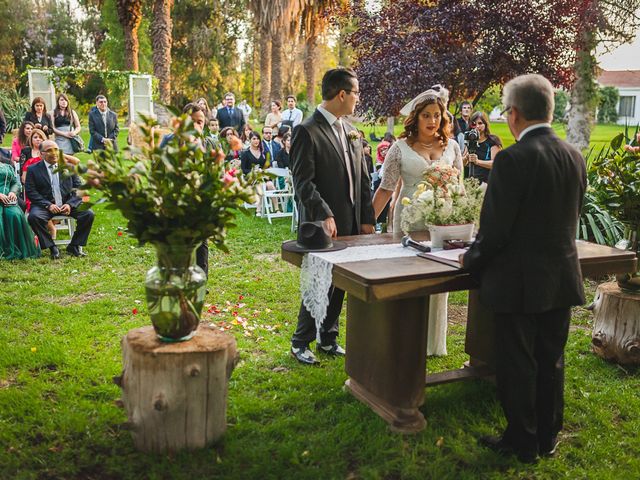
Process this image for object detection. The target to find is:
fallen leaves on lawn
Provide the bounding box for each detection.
[204,294,281,338]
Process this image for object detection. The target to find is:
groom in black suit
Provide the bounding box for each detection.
[26,140,95,259]
[462,74,586,463]
[289,67,376,364]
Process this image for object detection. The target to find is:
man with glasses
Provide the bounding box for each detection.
[25,140,95,259]
[462,74,586,463]
[289,67,375,365]
[216,92,245,132]
[261,126,280,166]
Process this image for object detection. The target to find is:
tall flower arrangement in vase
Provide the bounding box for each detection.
[400,163,485,234]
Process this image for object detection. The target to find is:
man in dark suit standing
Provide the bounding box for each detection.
[462,74,586,463]
[88,95,119,152]
[26,140,95,259]
[216,92,245,133]
[289,67,376,364]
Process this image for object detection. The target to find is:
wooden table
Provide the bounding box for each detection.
[281,233,637,433]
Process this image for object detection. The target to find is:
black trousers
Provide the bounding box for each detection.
[28,205,95,249]
[494,307,571,455]
[291,215,358,348]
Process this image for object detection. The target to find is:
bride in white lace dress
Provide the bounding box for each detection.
[372,86,462,356]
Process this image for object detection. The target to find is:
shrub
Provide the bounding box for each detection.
[597,86,619,124]
[0,89,30,131]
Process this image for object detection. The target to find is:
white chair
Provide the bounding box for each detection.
[51,215,76,246]
[260,168,295,224]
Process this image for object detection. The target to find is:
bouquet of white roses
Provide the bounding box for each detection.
[400,163,485,233]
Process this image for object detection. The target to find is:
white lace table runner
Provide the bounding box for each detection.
[300,242,431,341]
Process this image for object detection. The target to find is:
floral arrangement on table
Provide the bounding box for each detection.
[400,163,485,235]
[67,112,266,341]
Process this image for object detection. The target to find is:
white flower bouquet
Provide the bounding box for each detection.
[400,163,485,234]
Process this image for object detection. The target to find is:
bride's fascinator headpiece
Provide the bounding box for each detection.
[399,84,450,116]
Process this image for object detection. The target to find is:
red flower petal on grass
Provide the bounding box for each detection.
[132,308,139,315]
[117,231,123,237]
[238,295,244,300]
[108,246,113,251]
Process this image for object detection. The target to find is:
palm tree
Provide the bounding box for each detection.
[150,0,174,104]
[116,0,143,71]
[299,0,347,105]
[249,0,302,113]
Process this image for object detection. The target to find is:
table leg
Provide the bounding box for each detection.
[344,295,429,433]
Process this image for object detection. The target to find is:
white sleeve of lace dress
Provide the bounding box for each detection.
[379,142,403,191]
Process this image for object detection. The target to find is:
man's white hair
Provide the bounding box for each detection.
[503,74,554,122]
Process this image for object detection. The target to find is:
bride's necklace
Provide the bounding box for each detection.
[417,137,437,149]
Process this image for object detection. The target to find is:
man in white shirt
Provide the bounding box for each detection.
[238,100,252,122]
[281,95,303,129]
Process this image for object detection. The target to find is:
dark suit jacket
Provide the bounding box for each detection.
[24,111,54,137]
[88,107,119,151]
[216,107,245,133]
[290,109,375,236]
[25,160,83,209]
[463,127,586,313]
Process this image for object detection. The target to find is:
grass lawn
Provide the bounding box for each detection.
[1,129,639,479]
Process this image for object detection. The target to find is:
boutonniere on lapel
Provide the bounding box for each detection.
[347,130,360,143]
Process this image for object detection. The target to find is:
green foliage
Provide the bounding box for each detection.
[554,90,569,123]
[79,113,266,250]
[0,89,30,131]
[474,84,502,114]
[589,130,640,227]
[597,86,619,124]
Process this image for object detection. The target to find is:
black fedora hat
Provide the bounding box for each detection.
[282,221,347,253]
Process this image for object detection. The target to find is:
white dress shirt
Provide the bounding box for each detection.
[317,105,355,203]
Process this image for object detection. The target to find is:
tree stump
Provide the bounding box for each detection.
[115,324,238,453]
[591,282,640,365]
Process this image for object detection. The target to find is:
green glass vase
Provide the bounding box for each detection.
[145,243,207,342]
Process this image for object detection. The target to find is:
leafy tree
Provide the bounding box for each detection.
[347,0,578,118]
[565,0,640,150]
[597,86,619,124]
[554,90,570,123]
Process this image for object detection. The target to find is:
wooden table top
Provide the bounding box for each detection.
[281,233,637,302]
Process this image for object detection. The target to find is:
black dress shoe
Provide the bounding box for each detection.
[290,346,319,365]
[66,245,87,257]
[539,436,560,457]
[479,435,538,464]
[316,343,346,356]
[50,246,60,260]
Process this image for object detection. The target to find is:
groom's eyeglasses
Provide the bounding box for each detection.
[345,89,360,97]
[501,105,512,116]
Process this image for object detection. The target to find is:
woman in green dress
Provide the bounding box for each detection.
[0,162,40,259]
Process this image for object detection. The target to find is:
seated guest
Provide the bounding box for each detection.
[240,132,266,174]
[274,132,291,169]
[273,125,291,152]
[25,140,94,259]
[20,128,47,185]
[241,123,253,150]
[24,97,53,137]
[261,126,280,165]
[207,117,222,151]
[220,127,242,164]
[463,111,503,184]
[11,121,34,164]
[376,132,395,164]
[0,161,40,260]
[194,97,212,119]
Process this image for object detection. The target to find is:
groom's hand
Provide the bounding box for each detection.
[360,224,375,234]
[323,217,338,239]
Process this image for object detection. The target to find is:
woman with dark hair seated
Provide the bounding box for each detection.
[0,161,40,260]
[240,132,266,174]
[274,133,291,169]
[11,121,34,164]
[463,111,502,184]
[24,97,53,138]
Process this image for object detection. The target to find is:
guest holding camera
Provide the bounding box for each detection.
[464,111,502,184]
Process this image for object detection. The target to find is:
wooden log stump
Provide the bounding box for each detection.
[591,282,640,365]
[115,324,238,453]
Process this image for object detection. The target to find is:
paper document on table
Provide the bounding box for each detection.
[417,248,468,268]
